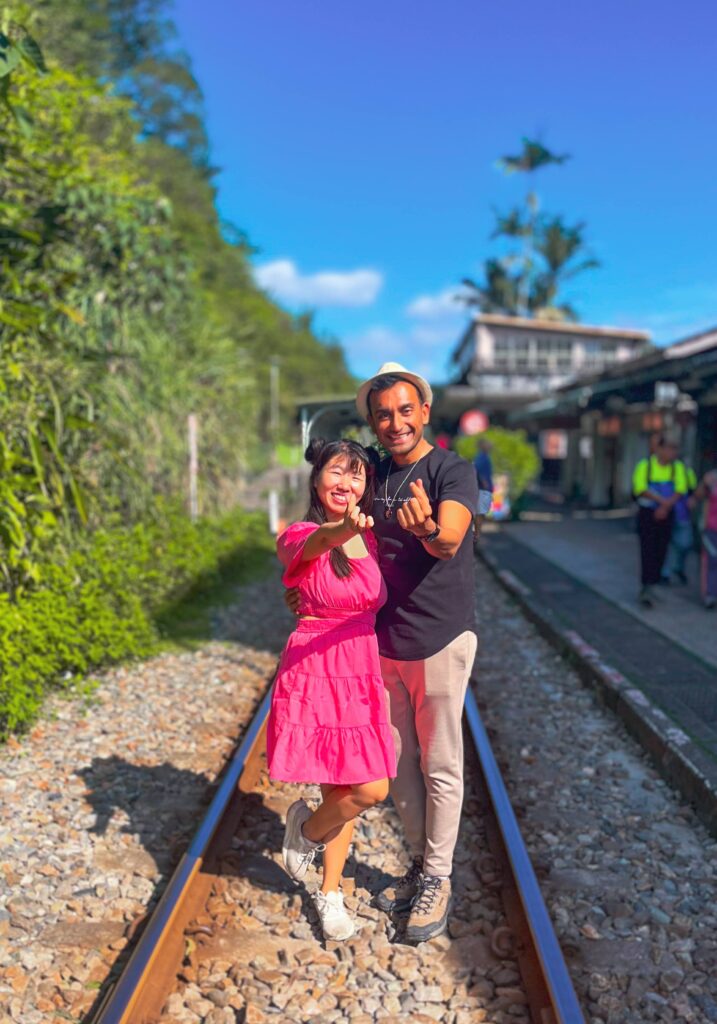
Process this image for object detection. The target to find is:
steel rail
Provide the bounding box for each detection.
[93,669,584,1024]
[464,685,586,1024]
[93,686,273,1024]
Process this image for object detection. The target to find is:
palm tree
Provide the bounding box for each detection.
[462,138,597,322]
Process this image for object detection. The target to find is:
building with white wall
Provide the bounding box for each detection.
[448,314,651,417]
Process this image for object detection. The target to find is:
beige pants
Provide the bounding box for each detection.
[380,630,477,877]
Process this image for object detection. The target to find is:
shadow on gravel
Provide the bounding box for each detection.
[78,755,217,1023]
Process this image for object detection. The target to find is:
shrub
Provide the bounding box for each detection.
[0,504,272,738]
[453,427,540,502]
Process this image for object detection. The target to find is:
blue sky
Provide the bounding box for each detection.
[174,0,717,383]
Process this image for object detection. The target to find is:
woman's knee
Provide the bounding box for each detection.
[352,779,389,808]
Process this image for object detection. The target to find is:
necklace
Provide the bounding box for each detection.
[383,456,425,519]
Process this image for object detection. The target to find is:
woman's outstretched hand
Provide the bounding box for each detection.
[343,494,374,534]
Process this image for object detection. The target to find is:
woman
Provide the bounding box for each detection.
[267,438,396,940]
[691,468,717,609]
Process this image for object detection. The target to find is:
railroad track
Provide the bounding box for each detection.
[91,671,584,1024]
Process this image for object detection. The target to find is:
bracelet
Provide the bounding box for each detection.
[422,524,441,544]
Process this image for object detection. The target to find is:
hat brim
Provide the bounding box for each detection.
[356,370,433,421]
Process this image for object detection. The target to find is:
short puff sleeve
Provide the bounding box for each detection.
[276,522,321,586]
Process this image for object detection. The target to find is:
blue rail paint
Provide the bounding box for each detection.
[464,686,585,1024]
[96,686,273,1024]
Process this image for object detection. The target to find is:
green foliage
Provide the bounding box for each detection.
[453,428,540,502]
[0,505,272,737]
[0,3,353,593]
[463,137,599,322]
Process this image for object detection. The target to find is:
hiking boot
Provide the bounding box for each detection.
[312,889,354,940]
[282,799,324,881]
[375,856,423,914]
[405,875,452,943]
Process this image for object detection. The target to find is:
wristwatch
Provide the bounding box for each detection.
[422,523,441,544]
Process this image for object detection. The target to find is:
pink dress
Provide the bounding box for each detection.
[267,522,396,785]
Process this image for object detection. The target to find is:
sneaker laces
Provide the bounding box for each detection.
[296,839,326,872]
[412,875,442,915]
[314,889,343,911]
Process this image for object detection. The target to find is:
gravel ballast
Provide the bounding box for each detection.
[1,558,716,1023]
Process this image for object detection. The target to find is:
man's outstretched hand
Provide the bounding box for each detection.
[396,479,436,537]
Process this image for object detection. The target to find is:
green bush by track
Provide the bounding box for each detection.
[0,505,272,738]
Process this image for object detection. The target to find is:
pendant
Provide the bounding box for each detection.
[384,508,392,519]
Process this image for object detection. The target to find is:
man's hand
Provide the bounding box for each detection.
[343,494,374,534]
[396,479,436,537]
[284,587,301,615]
[655,505,669,521]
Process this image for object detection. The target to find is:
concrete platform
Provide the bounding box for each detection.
[510,512,717,669]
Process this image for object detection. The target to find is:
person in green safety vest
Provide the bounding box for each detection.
[661,462,698,585]
[632,435,688,608]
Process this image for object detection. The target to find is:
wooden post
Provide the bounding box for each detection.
[188,413,199,521]
[268,489,280,535]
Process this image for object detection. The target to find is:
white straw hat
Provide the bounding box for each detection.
[355,362,433,421]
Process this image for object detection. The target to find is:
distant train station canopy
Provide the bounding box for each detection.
[509,324,717,428]
[294,395,367,447]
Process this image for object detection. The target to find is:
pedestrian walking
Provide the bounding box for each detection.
[287,362,479,942]
[691,468,717,610]
[662,462,698,585]
[632,435,688,608]
[268,438,396,941]
[473,437,494,540]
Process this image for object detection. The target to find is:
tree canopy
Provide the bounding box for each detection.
[0,1,354,592]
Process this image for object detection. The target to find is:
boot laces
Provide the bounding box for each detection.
[399,857,423,887]
[412,875,442,915]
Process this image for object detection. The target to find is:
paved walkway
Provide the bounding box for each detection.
[483,516,717,762]
[505,512,717,670]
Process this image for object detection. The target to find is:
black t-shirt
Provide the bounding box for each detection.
[372,447,478,661]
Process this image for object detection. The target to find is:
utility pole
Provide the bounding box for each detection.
[187,413,199,521]
[270,356,280,462]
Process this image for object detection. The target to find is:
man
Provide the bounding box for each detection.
[288,361,481,941]
[632,434,688,608]
[473,437,494,539]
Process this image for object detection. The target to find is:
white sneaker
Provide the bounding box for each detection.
[312,889,355,940]
[282,799,324,881]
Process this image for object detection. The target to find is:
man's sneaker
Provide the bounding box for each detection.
[281,799,324,881]
[312,889,354,940]
[405,875,452,943]
[639,587,654,608]
[375,856,423,914]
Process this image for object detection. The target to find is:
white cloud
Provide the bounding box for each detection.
[405,286,471,319]
[346,321,463,383]
[254,258,383,307]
